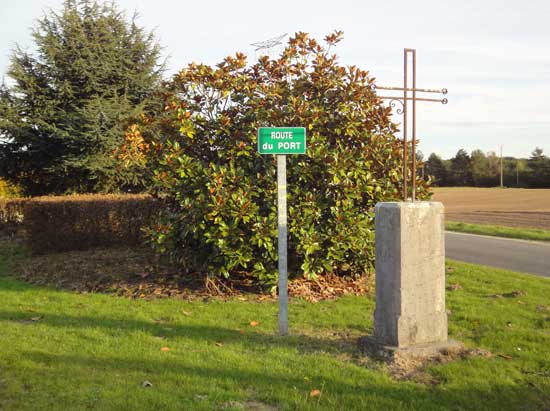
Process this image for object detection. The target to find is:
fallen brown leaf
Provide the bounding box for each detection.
[250,321,259,327]
[504,290,526,298]
[446,283,462,291]
[310,389,321,397]
[160,346,170,352]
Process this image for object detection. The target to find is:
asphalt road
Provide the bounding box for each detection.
[445,231,550,278]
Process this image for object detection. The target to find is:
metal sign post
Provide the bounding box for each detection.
[257,127,306,335]
[276,154,288,335]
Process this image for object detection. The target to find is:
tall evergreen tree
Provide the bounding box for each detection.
[449,149,473,186]
[527,147,550,188]
[425,153,447,186]
[0,0,164,195]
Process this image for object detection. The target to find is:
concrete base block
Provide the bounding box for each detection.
[373,201,450,348]
[358,336,464,360]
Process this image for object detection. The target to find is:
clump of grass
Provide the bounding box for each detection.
[446,221,550,242]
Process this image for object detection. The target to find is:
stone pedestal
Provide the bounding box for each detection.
[364,201,458,357]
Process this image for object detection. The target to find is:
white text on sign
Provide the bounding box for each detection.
[261,142,302,150]
[271,131,294,139]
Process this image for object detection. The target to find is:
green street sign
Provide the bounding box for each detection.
[257,127,306,155]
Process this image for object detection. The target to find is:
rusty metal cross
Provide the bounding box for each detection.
[373,48,448,201]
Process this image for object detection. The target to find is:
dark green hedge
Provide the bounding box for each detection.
[23,194,158,254]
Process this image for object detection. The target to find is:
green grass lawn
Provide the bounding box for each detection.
[446,221,550,242]
[0,244,549,410]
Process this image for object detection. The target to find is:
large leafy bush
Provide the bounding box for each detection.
[121,32,429,283]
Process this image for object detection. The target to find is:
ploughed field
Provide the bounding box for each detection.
[431,187,550,230]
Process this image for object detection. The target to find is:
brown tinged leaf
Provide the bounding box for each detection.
[504,290,526,298]
[310,389,321,397]
[446,283,462,291]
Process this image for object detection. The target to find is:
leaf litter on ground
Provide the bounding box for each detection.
[13,245,372,302]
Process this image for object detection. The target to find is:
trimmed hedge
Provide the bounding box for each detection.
[23,194,159,254]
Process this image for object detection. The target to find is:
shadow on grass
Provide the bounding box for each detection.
[0,309,358,356]
[19,349,550,411]
[2,309,550,410]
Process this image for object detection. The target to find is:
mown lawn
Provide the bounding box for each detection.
[446,221,550,242]
[0,243,549,410]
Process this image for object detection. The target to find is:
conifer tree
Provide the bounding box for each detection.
[425,153,447,186]
[449,149,473,186]
[528,147,550,188]
[0,0,164,195]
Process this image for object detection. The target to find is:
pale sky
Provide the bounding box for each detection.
[1,0,549,159]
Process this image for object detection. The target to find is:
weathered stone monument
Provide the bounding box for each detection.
[360,201,462,358]
[358,48,460,357]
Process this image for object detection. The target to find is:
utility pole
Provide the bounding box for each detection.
[500,145,504,188]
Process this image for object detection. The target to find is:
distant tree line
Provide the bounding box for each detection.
[424,148,550,188]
